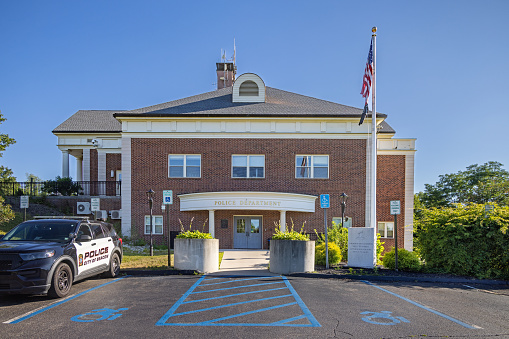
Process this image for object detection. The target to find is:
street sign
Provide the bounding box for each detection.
[390,200,400,215]
[20,196,29,209]
[91,197,100,212]
[320,194,330,209]
[163,190,173,205]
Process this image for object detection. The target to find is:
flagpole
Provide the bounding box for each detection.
[371,26,377,231]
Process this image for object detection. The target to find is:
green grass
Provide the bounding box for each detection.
[120,247,225,270]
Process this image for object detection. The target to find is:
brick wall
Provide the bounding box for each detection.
[129,138,407,249]
[377,155,406,251]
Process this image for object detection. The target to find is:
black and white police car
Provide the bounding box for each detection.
[0,216,122,298]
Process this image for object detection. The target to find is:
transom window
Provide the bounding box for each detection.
[232,155,265,178]
[169,155,201,178]
[378,222,394,238]
[295,155,329,179]
[145,216,163,235]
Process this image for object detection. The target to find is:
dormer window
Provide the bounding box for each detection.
[232,73,265,103]
[239,81,259,96]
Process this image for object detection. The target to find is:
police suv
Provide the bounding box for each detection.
[0,217,122,298]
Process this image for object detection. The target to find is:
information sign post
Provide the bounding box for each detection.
[320,194,330,269]
[163,190,173,266]
[20,196,29,221]
[91,197,100,220]
[390,200,401,271]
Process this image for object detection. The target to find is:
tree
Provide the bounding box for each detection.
[0,113,15,158]
[418,161,509,208]
[0,113,15,224]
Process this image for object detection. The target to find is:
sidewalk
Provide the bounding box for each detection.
[209,249,278,276]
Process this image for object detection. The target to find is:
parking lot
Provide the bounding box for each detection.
[1,274,508,338]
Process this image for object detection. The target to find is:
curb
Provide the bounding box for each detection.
[287,272,509,286]
[120,269,509,286]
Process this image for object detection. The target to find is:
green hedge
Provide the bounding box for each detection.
[382,248,421,271]
[415,203,509,279]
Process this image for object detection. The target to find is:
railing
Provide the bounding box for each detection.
[0,180,122,197]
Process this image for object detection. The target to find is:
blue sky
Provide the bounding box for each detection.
[0,1,507,192]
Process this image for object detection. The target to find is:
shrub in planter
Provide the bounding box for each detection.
[382,248,421,271]
[315,242,342,266]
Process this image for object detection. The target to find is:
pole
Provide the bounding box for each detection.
[167,206,170,266]
[324,208,329,269]
[371,26,377,230]
[149,198,153,257]
[394,213,398,271]
[341,202,345,228]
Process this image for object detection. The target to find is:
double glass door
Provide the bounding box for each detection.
[233,216,262,249]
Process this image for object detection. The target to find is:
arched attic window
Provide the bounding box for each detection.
[239,80,259,96]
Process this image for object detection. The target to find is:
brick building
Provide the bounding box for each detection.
[53,65,416,251]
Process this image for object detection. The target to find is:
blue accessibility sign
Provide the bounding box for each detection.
[320,194,330,209]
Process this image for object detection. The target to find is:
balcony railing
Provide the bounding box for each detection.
[0,181,122,197]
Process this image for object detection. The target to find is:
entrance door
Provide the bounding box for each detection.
[233,216,262,249]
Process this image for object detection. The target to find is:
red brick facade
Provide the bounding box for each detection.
[129,138,407,249]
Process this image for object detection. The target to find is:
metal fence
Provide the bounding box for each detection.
[0,180,121,197]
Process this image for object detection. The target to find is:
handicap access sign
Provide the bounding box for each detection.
[320,194,330,209]
[163,190,173,205]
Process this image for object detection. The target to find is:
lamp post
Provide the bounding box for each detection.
[340,193,348,228]
[146,189,155,256]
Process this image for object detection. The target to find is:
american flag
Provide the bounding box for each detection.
[359,39,373,125]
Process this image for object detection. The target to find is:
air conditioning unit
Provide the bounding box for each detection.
[77,202,91,214]
[96,210,108,220]
[110,210,122,219]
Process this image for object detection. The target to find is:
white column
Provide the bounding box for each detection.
[76,156,83,181]
[83,149,91,195]
[62,150,70,178]
[279,210,286,232]
[121,137,132,237]
[208,210,215,238]
[97,151,107,195]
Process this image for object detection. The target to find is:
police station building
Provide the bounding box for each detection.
[53,63,416,251]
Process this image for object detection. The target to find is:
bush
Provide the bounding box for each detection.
[176,230,213,239]
[415,203,509,279]
[42,176,81,196]
[315,221,348,260]
[382,248,421,271]
[272,220,310,241]
[315,242,342,266]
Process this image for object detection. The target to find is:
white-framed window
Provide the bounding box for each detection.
[378,222,394,238]
[145,215,163,235]
[168,155,201,178]
[232,155,265,178]
[295,155,329,179]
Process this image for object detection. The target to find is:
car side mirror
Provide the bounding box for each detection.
[79,234,92,242]
[69,233,77,239]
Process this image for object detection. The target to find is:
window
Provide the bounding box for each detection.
[239,80,259,96]
[145,216,163,235]
[232,155,265,178]
[90,224,106,239]
[378,222,394,238]
[169,155,201,178]
[296,155,329,178]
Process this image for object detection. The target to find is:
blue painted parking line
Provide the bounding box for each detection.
[4,276,128,324]
[156,275,320,327]
[362,280,480,329]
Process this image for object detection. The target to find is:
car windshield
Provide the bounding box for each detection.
[2,221,78,242]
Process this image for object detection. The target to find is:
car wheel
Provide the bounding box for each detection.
[104,252,120,278]
[48,263,73,298]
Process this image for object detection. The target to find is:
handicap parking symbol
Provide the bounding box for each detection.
[71,308,128,323]
[361,311,410,325]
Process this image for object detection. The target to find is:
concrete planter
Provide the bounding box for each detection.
[174,238,219,273]
[269,239,315,274]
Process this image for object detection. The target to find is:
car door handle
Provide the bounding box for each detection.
[91,243,96,246]
[108,239,112,242]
